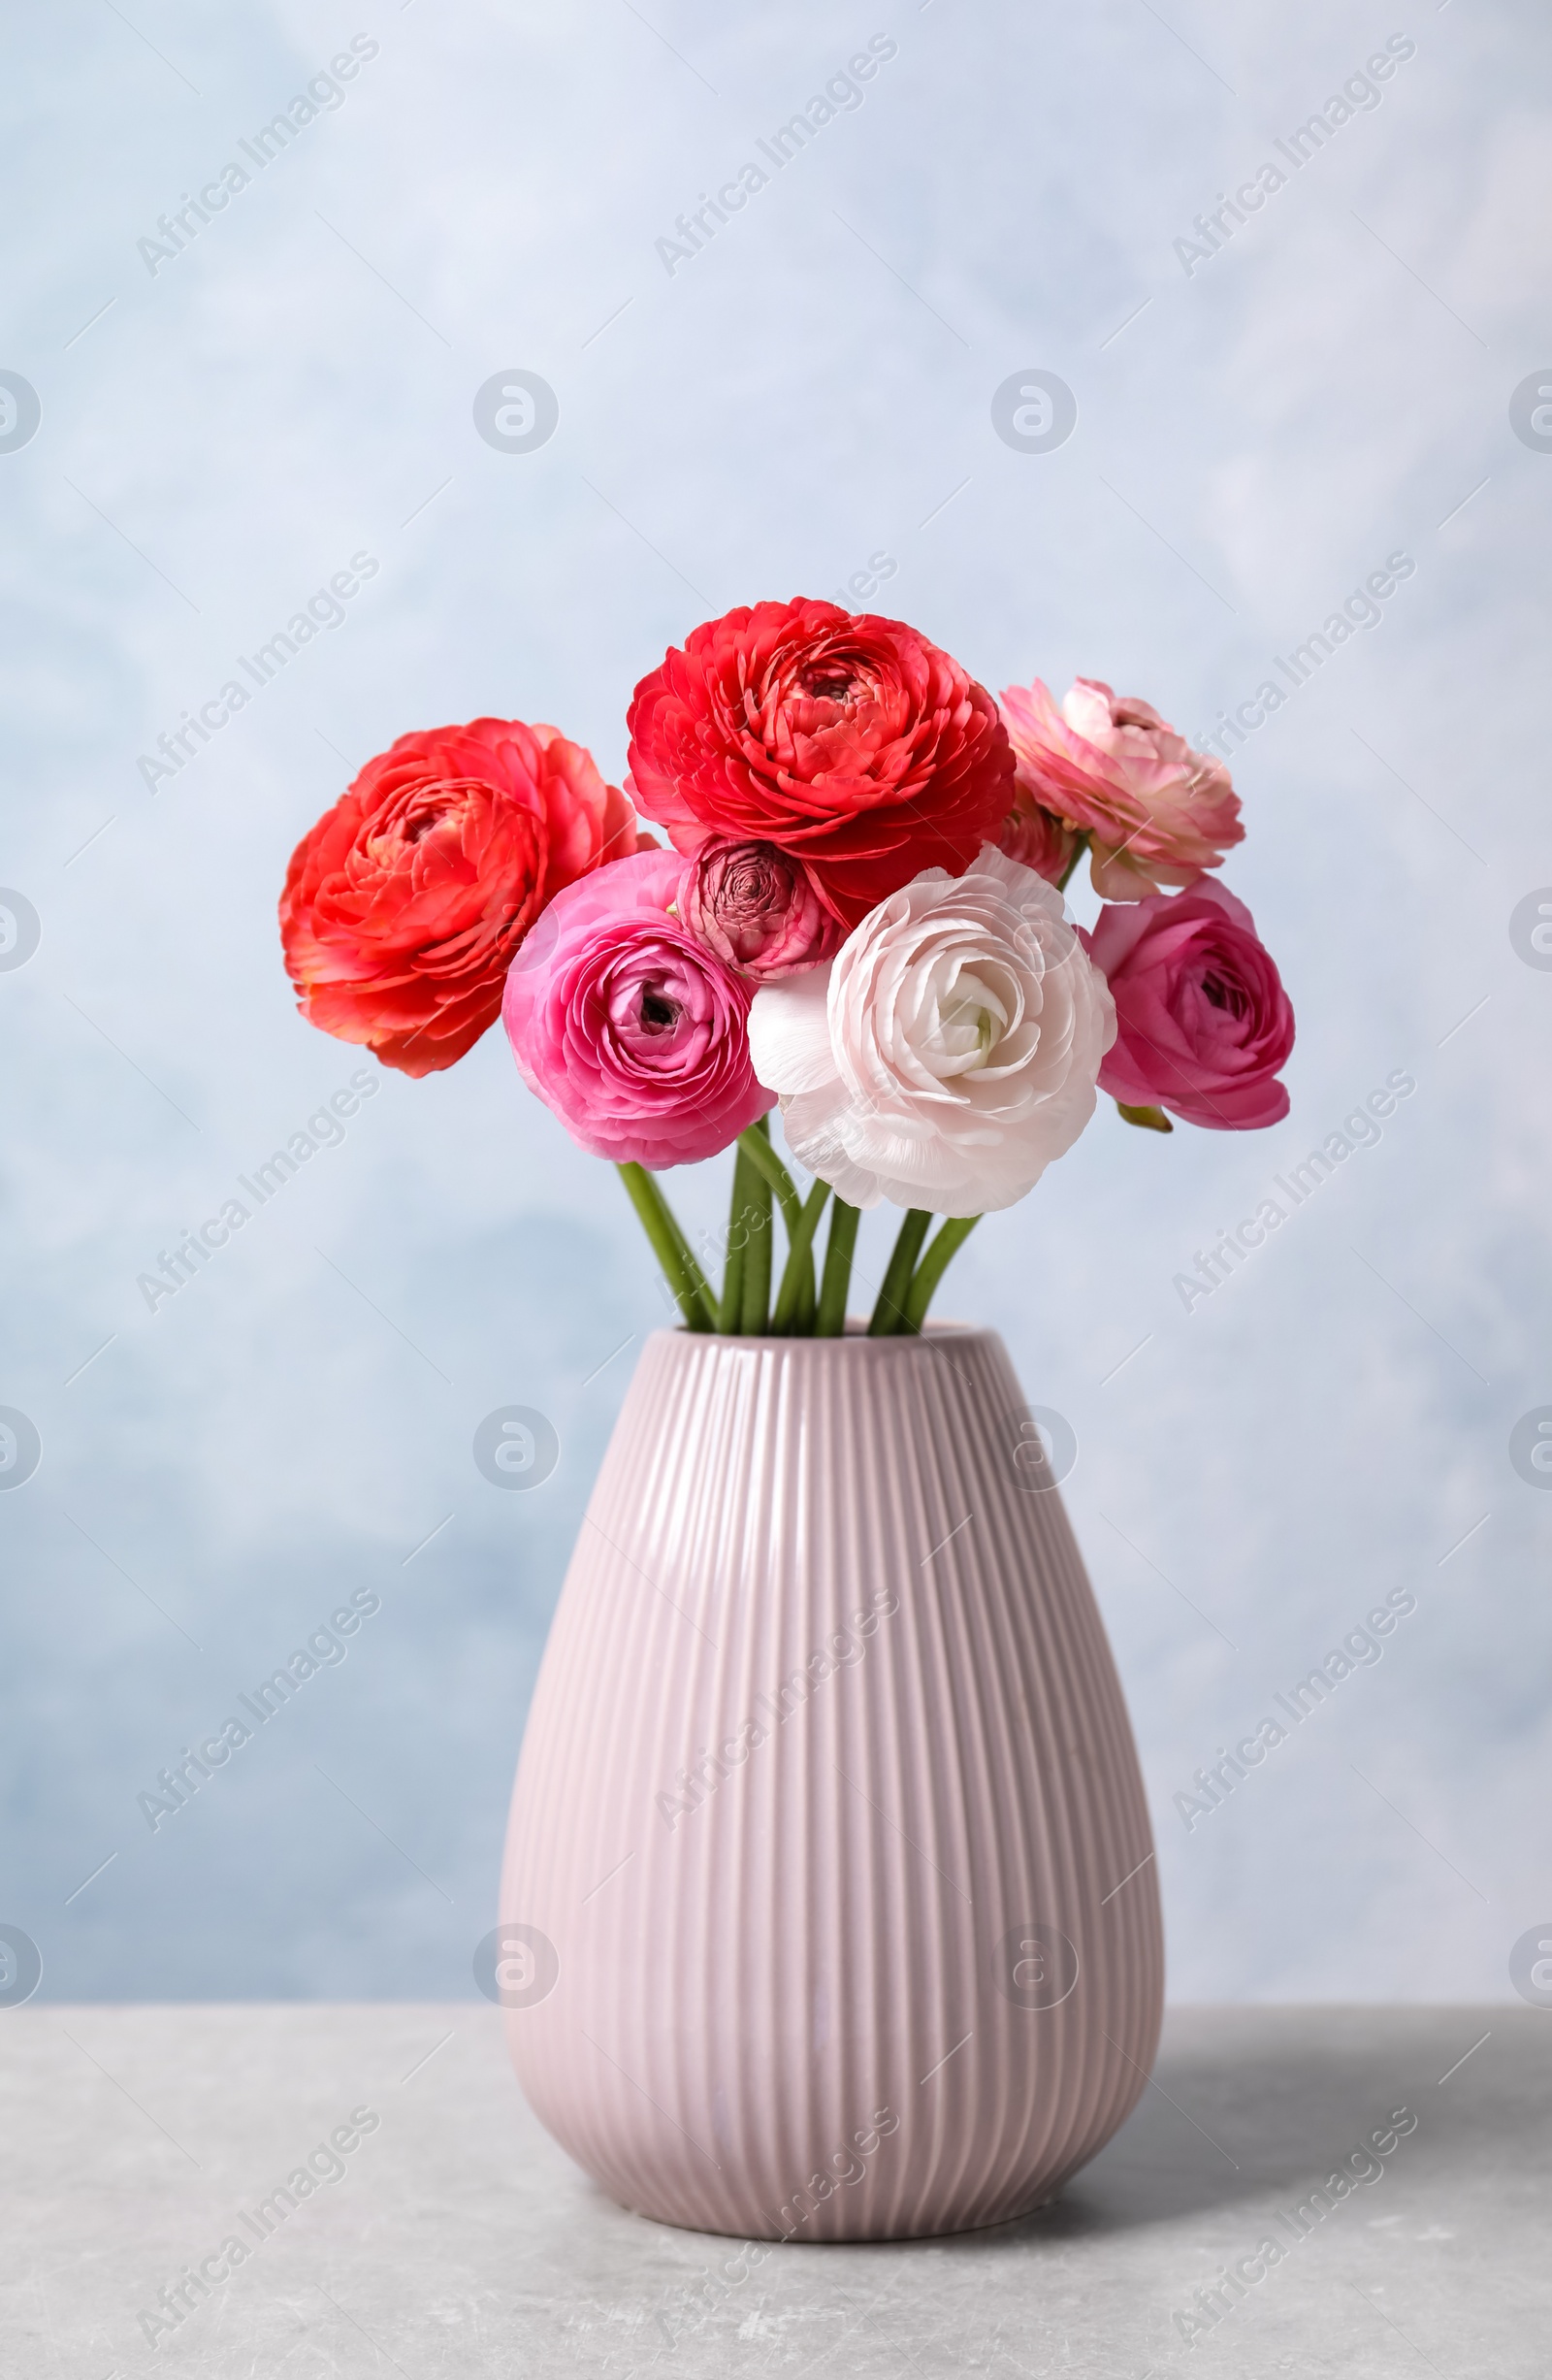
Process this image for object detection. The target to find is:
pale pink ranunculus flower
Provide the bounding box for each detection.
[998,676,1244,899]
[1084,878,1294,1129]
[747,846,1115,1216]
[678,838,842,980]
[502,847,772,1167]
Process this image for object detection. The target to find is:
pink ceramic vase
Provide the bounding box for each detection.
[498,1323,1163,2240]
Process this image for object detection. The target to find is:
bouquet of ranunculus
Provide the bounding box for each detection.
[279,602,1294,1335]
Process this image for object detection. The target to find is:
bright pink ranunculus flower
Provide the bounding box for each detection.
[627,600,1015,928]
[1084,880,1294,1129]
[998,676,1243,899]
[501,847,772,1167]
[678,838,842,981]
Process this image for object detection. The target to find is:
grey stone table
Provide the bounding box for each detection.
[3,2005,1545,2376]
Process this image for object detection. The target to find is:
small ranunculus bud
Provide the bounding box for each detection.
[997,786,1080,887]
[679,839,843,981]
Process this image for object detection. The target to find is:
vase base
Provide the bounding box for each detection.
[607,2184,1066,2246]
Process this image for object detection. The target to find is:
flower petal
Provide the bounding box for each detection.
[747,963,840,1096]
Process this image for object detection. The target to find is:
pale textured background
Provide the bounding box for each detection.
[1,0,1547,2002]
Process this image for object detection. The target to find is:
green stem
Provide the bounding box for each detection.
[1055,829,1091,893]
[666,1207,719,1327]
[740,1160,772,1334]
[815,1198,860,1337]
[616,1164,716,1331]
[719,1144,755,1332]
[868,1209,932,1336]
[736,1124,802,1235]
[901,1215,982,1334]
[771,1177,831,1333]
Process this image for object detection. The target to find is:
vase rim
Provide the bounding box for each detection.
[649,1319,997,1350]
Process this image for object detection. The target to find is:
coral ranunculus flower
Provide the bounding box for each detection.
[279,719,646,1077]
[998,676,1244,899]
[627,600,1015,929]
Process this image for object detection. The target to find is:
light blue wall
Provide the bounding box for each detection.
[2,0,1547,2002]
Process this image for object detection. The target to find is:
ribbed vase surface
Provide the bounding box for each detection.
[499,1323,1163,2240]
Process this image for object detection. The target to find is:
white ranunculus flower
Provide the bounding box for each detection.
[747,846,1116,1216]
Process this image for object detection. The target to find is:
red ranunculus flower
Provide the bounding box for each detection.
[626,600,1015,927]
[280,718,647,1077]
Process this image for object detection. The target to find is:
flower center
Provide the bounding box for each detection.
[1201,969,1246,1018]
[935,969,1007,1072]
[797,662,856,704]
[638,988,680,1031]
